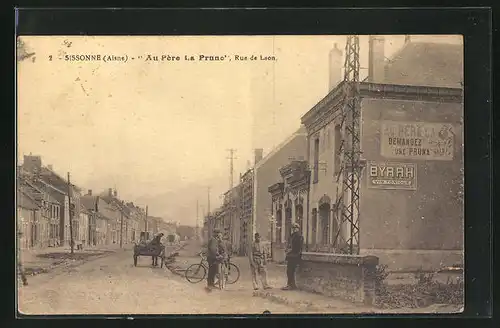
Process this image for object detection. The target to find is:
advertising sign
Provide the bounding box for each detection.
[367,161,417,190]
[380,121,455,161]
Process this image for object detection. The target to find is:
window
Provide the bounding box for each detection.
[313,138,320,183]
[334,125,342,177]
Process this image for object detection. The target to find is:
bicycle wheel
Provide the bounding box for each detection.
[226,263,240,284]
[185,264,207,283]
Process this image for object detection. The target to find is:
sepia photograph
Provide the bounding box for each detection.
[16,34,464,315]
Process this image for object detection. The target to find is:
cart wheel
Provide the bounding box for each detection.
[133,255,138,267]
[185,264,207,283]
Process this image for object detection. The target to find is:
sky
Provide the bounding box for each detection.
[17,35,462,225]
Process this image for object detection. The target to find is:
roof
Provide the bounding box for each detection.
[17,189,40,210]
[18,177,61,205]
[81,195,97,211]
[40,167,83,192]
[102,196,131,218]
[384,42,463,88]
[87,196,116,221]
[34,177,67,195]
[255,126,307,170]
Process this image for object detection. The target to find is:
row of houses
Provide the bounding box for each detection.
[205,36,464,272]
[17,155,176,250]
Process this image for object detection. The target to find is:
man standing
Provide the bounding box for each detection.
[249,233,271,290]
[150,232,164,267]
[206,229,224,290]
[282,223,303,290]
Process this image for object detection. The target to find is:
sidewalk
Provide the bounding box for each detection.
[246,259,462,314]
[20,243,131,276]
[225,257,372,313]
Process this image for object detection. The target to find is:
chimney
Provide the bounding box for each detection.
[87,189,92,196]
[368,35,386,83]
[113,189,117,197]
[23,155,42,173]
[47,164,53,171]
[108,188,113,197]
[254,148,264,165]
[329,43,343,91]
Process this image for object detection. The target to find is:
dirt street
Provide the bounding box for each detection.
[18,248,305,315]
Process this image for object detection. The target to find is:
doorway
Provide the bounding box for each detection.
[319,203,330,245]
[275,208,282,244]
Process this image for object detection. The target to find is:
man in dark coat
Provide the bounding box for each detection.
[206,229,224,290]
[150,233,164,267]
[282,223,303,290]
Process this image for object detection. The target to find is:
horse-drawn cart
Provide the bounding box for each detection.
[133,243,166,268]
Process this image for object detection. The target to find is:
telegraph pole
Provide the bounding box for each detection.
[67,172,75,255]
[226,148,237,189]
[120,210,124,248]
[145,205,148,238]
[207,187,211,215]
[196,199,200,240]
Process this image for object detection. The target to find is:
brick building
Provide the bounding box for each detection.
[299,36,463,271]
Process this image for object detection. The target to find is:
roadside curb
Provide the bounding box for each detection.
[252,290,325,312]
[23,248,129,278]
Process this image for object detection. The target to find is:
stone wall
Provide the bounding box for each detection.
[296,252,379,305]
[360,248,463,272]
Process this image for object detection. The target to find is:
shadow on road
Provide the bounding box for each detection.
[36,251,112,260]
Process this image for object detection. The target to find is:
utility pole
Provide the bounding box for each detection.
[196,199,199,240]
[226,148,237,189]
[207,187,211,215]
[145,206,148,236]
[332,35,362,255]
[67,172,75,255]
[120,210,124,248]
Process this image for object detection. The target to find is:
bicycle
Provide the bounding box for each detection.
[185,252,240,286]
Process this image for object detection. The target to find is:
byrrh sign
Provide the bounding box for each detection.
[367,162,417,190]
[381,121,455,161]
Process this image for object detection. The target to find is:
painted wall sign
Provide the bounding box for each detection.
[367,161,417,190]
[380,121,455,161]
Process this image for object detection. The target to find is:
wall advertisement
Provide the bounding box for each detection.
[380,121,455,161]
[367,161,417,190]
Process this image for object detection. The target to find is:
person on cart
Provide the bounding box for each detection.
[150,232,164,267]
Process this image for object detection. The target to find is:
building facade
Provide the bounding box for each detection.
[239,169,253,256]
[252,129,307,247]
[299,37,463,271]
[220,185,242,254]
[268,160,311,262]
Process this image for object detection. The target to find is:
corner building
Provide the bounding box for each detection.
[300,37,464,271]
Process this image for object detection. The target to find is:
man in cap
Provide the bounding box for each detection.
[150,232,164,267]
[206,228,224,290]
[249,232,271,290]
[282,223,303,290]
